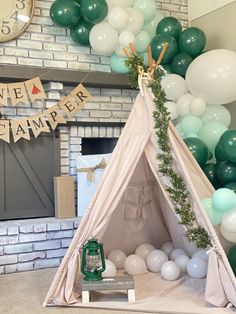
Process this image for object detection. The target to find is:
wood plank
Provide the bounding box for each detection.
[0,65,131,88]
[9,143,54,210]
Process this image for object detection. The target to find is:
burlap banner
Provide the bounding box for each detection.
[0,77,46,106]
[0,83,92,143]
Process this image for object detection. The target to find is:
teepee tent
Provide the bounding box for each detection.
[43,82,236,312]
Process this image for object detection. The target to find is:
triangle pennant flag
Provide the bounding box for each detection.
[0,84,8,106]
[0,120,10,143]
[59,95,78,118]
[11,118,30,143]
[45,105,66,130]
[28,113,50,138]
[70,84,92,111]
[25,77,46,102]
[8,82,29,106]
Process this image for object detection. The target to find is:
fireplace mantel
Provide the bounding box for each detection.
[0,65,131,89]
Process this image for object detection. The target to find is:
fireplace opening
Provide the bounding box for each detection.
[82,138,118,155]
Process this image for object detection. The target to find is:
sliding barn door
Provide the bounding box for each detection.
[0,133,60,220]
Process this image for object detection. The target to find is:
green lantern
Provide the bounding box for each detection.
[81,238,106,281]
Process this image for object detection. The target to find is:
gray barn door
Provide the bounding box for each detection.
[0,133,60,220]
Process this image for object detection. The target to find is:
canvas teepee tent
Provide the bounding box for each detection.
[43,80,236,312]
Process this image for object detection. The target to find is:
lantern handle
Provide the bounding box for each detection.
[80,243,88,275]
[98,243,106,272]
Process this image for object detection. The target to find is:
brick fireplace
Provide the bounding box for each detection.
[0,80,137,274]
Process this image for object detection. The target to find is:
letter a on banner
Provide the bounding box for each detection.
[28,113,50,138]
[8,82,28,106]
[45,105,66,130]
[11,118,30,142]
[25,77,46,102]
[0,120,10,143]
[0,84,8,106]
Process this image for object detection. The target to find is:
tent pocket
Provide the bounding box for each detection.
[141,186,153,220]
[123,187,140,221]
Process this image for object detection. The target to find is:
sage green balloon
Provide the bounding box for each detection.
[199,122,228,153]
[70,18,93,45]
[202,105,231,127]
[134,30,151,53]
[133,0,156,23]
[171,52,193,77]
[184,137,209,166]
[80,0,108,24]
[156,16,182,39]
[143,12,163,38]
[50,0,81,28]
[180,115,203,134]
[151,33,178,64]
[178,27,206,58]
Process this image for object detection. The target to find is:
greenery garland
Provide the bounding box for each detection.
[125,56,211,249]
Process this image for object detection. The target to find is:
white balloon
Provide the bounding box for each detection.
[192,250,208,261]
[161,74,188,101]
[161,242,174,256]
[107,249,127,269]
[121,8,144,34]
[177,93,194,117]
[187,257,208,279]
[108,7,129,29]
[190,98,206,116]
[170,248,188,261]
[119,31,135,47]
[161,261,180,280]
[220,225,236,243]
[186,49,236,105]
[146,250,168,272]
[107,0,134,9]
[103,259,117,277]
[135,243,155,261]
[164,101,179,120]
[221,209,236,233]
[89,22,118,55]
[175,255,190,272]
[124,254,147,275]
[115,44,126,56]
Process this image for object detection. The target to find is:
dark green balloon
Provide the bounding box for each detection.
[202,163,221,189]
[80,0,108,24]
[224,182,236,193]
[216,161,236,185]
[218,130,236,163]
[171,52,193,77]
[178,27,206,57]
[50,0,81,28]
[156,17,182,39]
[184,137,209,166]
[70,18,93,45]
[227,245,236,275]
[161,64,173,74]
[151,33,178,64]
[215,143,226,162]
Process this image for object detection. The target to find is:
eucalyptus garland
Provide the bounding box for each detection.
[125,56,211,249]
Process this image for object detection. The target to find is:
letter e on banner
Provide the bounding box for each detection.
[0,120,10,143]
[45,105,66,130]
[59,95,78,118]
[8,82,28,106]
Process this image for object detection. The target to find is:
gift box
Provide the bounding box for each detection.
[76,154,112,217]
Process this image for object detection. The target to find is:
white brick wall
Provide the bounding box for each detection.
[0,0,188,70]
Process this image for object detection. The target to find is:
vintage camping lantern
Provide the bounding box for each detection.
[81,238,106,281]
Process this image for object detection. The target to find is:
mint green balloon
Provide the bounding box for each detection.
[139,52,149,67]
[199,121,228,153]
[110,54,128,74]
[180,115,203,134]
[185,132,199,138]
[175,123,186,138]
[202,105,231,127]
[134,30,151,53]
[201,198,222,226]
[212,188,236,212]
[133,0,156,23]
[143,11,163,38]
